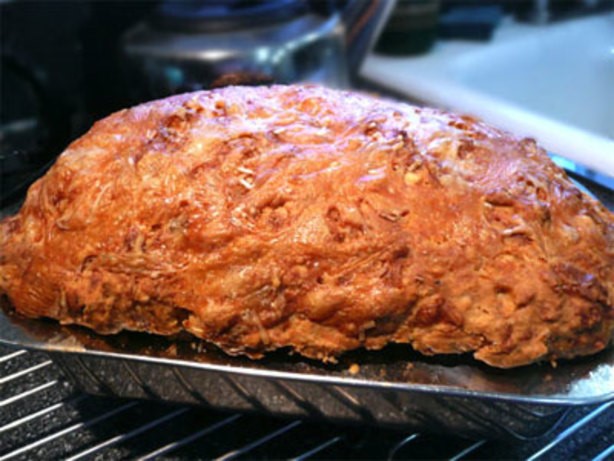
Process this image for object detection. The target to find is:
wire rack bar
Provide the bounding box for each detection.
[448,439,487,461]
[0,350,27,364]
[0,380,58,407]
[137,414,243,461]
[387,433,420,460]
[527,401,614,461]
[65,407,190,461]
[215,419,303,461]
[291,436,343,461]
[592,443,614,461]
[0,360,53,385]
[0,401,139,461]
[0,395,86,433]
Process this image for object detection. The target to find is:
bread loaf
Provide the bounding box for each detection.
[1,85,612,368]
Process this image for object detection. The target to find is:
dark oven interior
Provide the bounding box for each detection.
[1,344,614,460]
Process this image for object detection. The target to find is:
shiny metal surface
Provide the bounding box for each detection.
[121,1,396,100]
[122,12,348,100]
[1,303,612,440]
[1,344,613,459]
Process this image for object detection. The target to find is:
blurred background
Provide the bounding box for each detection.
[1,0,612,207]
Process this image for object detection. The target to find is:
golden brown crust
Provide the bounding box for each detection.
[1,84,613,368]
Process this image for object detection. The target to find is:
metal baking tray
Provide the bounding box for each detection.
[1,303,613,441]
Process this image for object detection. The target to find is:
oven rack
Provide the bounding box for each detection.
[1,344,613,461]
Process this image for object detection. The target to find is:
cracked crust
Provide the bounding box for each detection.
[1,84,613,368]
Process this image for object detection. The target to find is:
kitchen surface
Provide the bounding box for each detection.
[1,1,614,460]
[362,11,614,183]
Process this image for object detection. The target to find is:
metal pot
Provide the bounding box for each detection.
[121,0,394,101]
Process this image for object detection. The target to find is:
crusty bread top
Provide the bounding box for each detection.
[1,85,613,367]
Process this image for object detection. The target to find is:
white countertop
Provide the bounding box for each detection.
[361,14,614,177]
